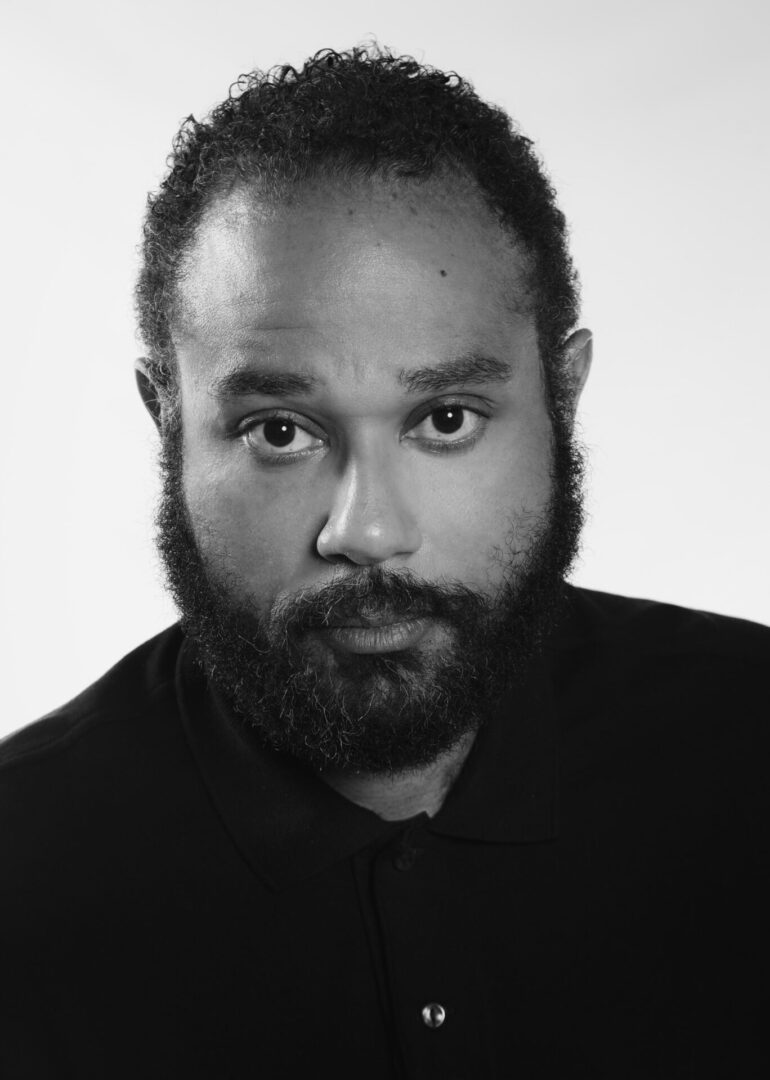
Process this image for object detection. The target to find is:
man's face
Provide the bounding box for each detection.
[151,176,586,773]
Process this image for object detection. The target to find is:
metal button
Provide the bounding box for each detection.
[421,1002,446,1028]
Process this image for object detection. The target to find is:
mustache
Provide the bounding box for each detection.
[269,567,490,636]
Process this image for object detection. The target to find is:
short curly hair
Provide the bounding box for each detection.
[136,43,580,414]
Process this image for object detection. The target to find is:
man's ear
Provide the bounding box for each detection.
[562,329,592,421]
[135,358,165,434]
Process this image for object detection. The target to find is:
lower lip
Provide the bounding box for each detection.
[320,618,430,654]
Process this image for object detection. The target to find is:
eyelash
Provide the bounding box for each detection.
[238,398,491,465]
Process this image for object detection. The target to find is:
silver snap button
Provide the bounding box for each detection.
[421,1002,446,1028]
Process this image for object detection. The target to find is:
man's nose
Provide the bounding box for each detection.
[316,450,422,566]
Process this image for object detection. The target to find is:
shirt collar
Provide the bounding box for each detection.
[176,637,558,891]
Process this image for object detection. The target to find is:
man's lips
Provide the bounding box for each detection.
[313,616,431,654]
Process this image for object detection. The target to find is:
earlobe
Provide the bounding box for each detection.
[134,358,164,432]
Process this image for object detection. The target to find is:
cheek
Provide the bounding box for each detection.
[414,419,554,586]
[182,442,324,601]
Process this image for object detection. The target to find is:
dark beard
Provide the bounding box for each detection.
[155,410,584,774]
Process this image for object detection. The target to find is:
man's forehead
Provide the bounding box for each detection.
[178,173,530,301]
[172,173,537,388]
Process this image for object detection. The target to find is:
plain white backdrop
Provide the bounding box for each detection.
[1,0,768,736]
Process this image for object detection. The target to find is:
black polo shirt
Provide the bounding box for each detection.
[1,587,767,1078]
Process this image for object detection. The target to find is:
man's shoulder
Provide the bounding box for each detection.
[0,625,210,944]
[553,587,768,795]
[0,623,185,776]
[0,624,193,894]
[560,584,769,662]
[552,586,768,748]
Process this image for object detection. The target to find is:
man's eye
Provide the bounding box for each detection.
[244,417,323,456]
[406,405,486,446]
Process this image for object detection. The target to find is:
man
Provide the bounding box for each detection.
[1,44,766,1078]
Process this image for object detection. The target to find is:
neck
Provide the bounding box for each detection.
[319,731,477,820]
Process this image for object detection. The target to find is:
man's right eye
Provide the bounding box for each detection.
[243,416,325,459]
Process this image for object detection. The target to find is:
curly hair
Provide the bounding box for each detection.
[136,43,580,415]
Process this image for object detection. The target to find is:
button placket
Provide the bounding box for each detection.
[372,829,485,1073]
[392,824,423,872]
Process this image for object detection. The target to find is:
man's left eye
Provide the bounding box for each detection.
[406,406,485,444]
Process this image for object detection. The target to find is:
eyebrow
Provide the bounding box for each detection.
[398,353,513,393]
[209,352,513,400]
[210,369,319,399]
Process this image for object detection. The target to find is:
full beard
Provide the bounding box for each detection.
[155,410,584,775]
